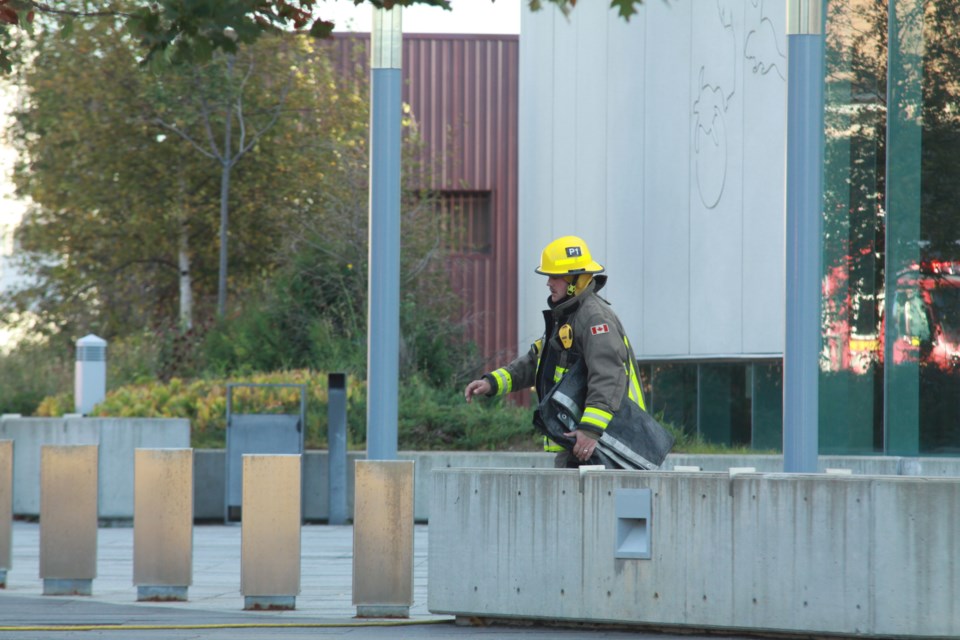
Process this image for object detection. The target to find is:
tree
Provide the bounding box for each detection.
[4,16,347,344]
[0,0,646,73]
[202,38,476,383]
[152,50,293,319]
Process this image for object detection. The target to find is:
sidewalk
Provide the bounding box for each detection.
[0,521,786,640]
[0,520,458,639]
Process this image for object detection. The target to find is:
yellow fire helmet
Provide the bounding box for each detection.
[535,235,605,276]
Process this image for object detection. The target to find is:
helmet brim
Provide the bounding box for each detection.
[535,261,604,276]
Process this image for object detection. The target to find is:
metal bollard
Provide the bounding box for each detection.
[241,454,301,610]
[352,460,414,617]
[328,373,348,525]
[0,440,11,588]
[40,445,98,595]
[74,334,107,415]
[134,449,193,601]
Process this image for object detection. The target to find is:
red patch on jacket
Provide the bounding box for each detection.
[590,323,609,335]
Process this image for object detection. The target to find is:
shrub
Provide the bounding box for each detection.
[398,376,537,451]
[0,342,72,415]
[31,368,541,451]
[35,370,365,449]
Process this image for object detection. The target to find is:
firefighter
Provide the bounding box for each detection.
[464,235,672,469]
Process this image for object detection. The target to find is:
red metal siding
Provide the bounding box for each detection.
[330,34,519,370]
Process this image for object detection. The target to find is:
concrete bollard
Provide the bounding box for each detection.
[353,459,414,617]
[241,454,301,610]
[0,440,11,588]
[134,449,193,601]
[40,444,98,595]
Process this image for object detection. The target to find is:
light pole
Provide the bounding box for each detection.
[783,0,825,473]
[366,6,402,461]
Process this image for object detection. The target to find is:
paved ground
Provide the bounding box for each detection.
[0,521,791,639]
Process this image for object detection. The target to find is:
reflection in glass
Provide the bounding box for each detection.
[640,360,782,451]
[820,0,886,453]
[821,0,960,454]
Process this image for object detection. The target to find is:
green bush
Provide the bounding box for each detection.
[35,370,366,449]
[32,368,543,451]
[398,376,537,451]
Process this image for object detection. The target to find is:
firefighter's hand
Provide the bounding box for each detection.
[564,429,597,462]
[464,379,491,403]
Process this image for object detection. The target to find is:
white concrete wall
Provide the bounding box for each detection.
[429,469,960,638]
[0,417,190,518]
[518,0,787,360]
[8,438,959,522]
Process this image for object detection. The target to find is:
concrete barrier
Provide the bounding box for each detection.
[1,418,189,519]
[428,468,960,638]
[6,424,960,523]
[194,450,553,523]
[193,451,960,524]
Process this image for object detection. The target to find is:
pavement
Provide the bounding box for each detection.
[0,521,787,640]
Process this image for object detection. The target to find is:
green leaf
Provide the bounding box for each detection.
[309,19,334,39]
[59,16,74,40]
[609,0,642,20]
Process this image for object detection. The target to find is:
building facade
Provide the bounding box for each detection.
[520,1,788,449]
[331,33,521,371]
[520,0,960,455]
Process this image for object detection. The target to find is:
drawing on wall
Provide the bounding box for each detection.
[692,0,786,210]
[745,0,787,80]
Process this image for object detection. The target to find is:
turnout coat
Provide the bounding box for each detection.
[482,276,673,469]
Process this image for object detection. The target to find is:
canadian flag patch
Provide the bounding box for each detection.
[590,323,610,335]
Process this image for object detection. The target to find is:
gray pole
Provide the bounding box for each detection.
[367,7,402,461]
[783,0,825,473]
[328,373,348,525]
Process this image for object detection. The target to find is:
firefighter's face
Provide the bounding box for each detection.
[547,276,568,303]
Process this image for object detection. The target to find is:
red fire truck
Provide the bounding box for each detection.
[822,260,960,373]
[890,260,960,370]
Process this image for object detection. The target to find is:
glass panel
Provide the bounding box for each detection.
[821,0,887,454]
[645,362,697,437]
[883,0,923,454]
[698,363,750,447]
[751,362,783,452]
[885,0,960,455]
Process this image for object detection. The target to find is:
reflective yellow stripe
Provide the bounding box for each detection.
[623,337,646,410]
[552,365,567,383]
[624,361,644,408]
[581,406,613,430]
[543,436,564,452]
[533,339,543,355]
[491,368,512,395]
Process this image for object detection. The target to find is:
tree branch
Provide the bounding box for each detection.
[25,1,130,19]
[153,118,218,161]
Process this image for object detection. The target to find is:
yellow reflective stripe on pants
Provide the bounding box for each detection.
[543,436,564,452]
